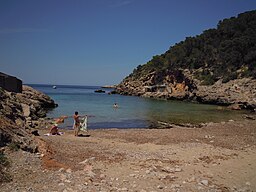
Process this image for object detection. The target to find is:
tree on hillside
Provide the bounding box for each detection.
[127,10,256,85]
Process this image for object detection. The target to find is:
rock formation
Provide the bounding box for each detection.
[114,11,256,111]
[115,73,256,110]
[0,85,57,151]
[196,78,256,110]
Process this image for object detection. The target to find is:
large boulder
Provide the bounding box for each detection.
[17,85,57,120]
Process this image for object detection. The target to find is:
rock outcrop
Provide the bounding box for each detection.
[115,75,256,110]
[114,11,256,111]
[17,85,57,120]
[0,118,37,152]
[115,70,195,99]
[0,85,56,123]
[0,85,57,151]
[195,78,256,110]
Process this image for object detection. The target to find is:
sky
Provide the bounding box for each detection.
[0,0,256,86]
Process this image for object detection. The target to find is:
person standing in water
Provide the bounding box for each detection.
[113,103,119,108]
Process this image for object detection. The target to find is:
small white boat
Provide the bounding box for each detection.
[52,86,57,89]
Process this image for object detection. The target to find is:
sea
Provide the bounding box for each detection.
[28,84,248,129]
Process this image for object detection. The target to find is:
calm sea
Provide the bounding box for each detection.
[28,84,248,129]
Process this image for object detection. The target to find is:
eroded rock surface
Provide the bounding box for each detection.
[0,85,57,149]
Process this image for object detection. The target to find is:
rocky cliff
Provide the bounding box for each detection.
[0,85,57,151]
[115,11,256,111]
[116,72,256,110]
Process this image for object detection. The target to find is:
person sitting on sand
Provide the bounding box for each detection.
[47,116,68,136]
[49,123,60,135]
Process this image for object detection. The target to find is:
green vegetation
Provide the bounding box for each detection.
[8,142,20,151]
[129,10,256,85]
[0,151,12,182]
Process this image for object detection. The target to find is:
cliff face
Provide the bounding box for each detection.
[116,72,256,110]
[116,70,195,99]
[0,85,57,151]
[115,11,256,110]
[196,78,256,109]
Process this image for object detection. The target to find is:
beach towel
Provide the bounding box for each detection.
[80,116,88,132]
[44,132,64,136]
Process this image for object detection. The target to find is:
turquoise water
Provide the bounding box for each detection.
[29,84,248,129]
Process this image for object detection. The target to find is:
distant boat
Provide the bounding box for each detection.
[52,86,57,89]
[94,89,105,93]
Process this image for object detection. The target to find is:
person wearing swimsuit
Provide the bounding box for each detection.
[73,111,80,136]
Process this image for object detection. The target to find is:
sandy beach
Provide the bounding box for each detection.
[1,118,256,192]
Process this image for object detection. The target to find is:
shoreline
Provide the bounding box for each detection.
[46,110,255,130]
[29,83,255,130]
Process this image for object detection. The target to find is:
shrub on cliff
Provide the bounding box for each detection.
[128,10,256,85]
[0,151,12,183]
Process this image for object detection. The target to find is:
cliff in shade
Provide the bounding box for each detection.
[115,10,256,110]
[0,84,57,151]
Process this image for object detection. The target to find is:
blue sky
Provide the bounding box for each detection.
[0,0,256,86]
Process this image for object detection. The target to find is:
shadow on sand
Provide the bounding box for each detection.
[78,134,91,137]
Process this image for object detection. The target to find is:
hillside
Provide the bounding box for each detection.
[115,10,256,110]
